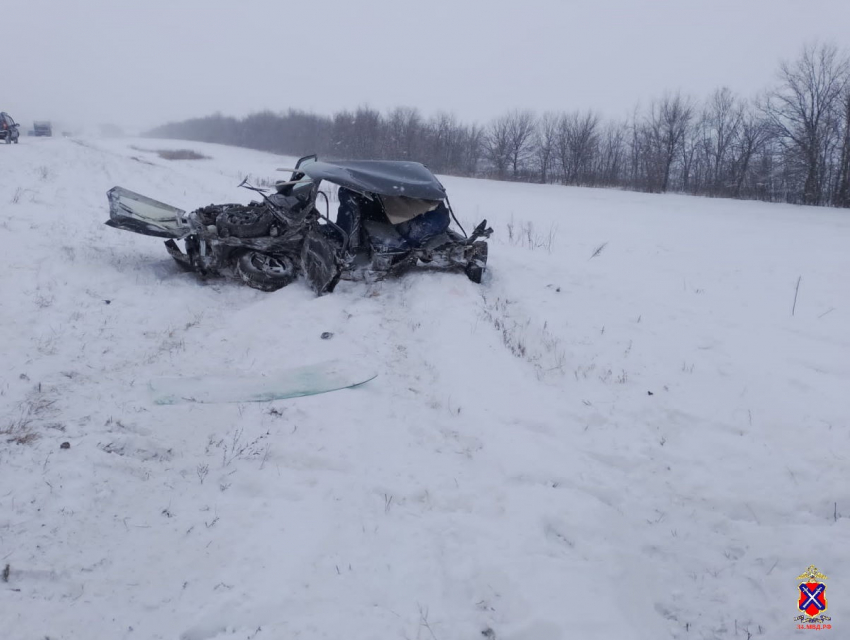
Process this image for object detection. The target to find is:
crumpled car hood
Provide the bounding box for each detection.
[301,159,447,200]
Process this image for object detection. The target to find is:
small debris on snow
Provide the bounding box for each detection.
[60,442,71,449]
[321,332,334,340]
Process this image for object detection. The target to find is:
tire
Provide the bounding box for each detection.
[235,251,297,292]
[301,228,342,295]
[465,241,488,284]
[215,205,273,238]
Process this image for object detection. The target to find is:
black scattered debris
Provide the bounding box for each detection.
[60,442,71,449]
[321,332,334,340]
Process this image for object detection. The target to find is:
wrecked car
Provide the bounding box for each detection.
[105,155,492,293]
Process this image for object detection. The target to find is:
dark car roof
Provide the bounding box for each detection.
[301,159,447,200]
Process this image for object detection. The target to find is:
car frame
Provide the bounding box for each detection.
[105,155,492,293]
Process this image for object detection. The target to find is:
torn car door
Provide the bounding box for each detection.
[105,187,189,239]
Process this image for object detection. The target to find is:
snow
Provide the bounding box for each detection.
[1,137,848,640]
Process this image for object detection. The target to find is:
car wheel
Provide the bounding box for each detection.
[301,228,342,295]
[215,205,273,238]
[465,241,488,284]
[235,251,297,292]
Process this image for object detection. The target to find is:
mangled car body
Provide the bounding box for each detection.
[105,155,492,293]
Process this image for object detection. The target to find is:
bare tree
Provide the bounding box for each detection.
[729,105,771,198]
[680,125,700,193]
[556,110,600,185]
[426,112,462,173]
[646,93,694,192]
[459,123,485,176]
[485,114,512,179]
[331,110,356,157]
[764,43,850,204]
[384,107,423,160]
[348,106,382,159]
[626,106,649,190]
[835,90,850,207]
[701,88,745,194]
[596,122,626,186]
[501,110,537,179]
[572,111,601,185]
[535,112,559,183]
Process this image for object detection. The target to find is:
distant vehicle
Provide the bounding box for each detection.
[0,112,20,144]
[33,121,52,137]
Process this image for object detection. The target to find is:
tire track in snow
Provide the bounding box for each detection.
[349,273,649,638]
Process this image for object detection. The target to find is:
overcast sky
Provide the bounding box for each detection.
[3,0,849,132]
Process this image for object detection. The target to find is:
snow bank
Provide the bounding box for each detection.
[1,137,848,639]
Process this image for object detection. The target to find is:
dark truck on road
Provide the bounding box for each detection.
[33,121,52,137]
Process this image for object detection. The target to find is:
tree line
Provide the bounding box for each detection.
[148,43,850,208]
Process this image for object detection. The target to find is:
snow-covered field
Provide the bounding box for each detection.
[1,137,848,640]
